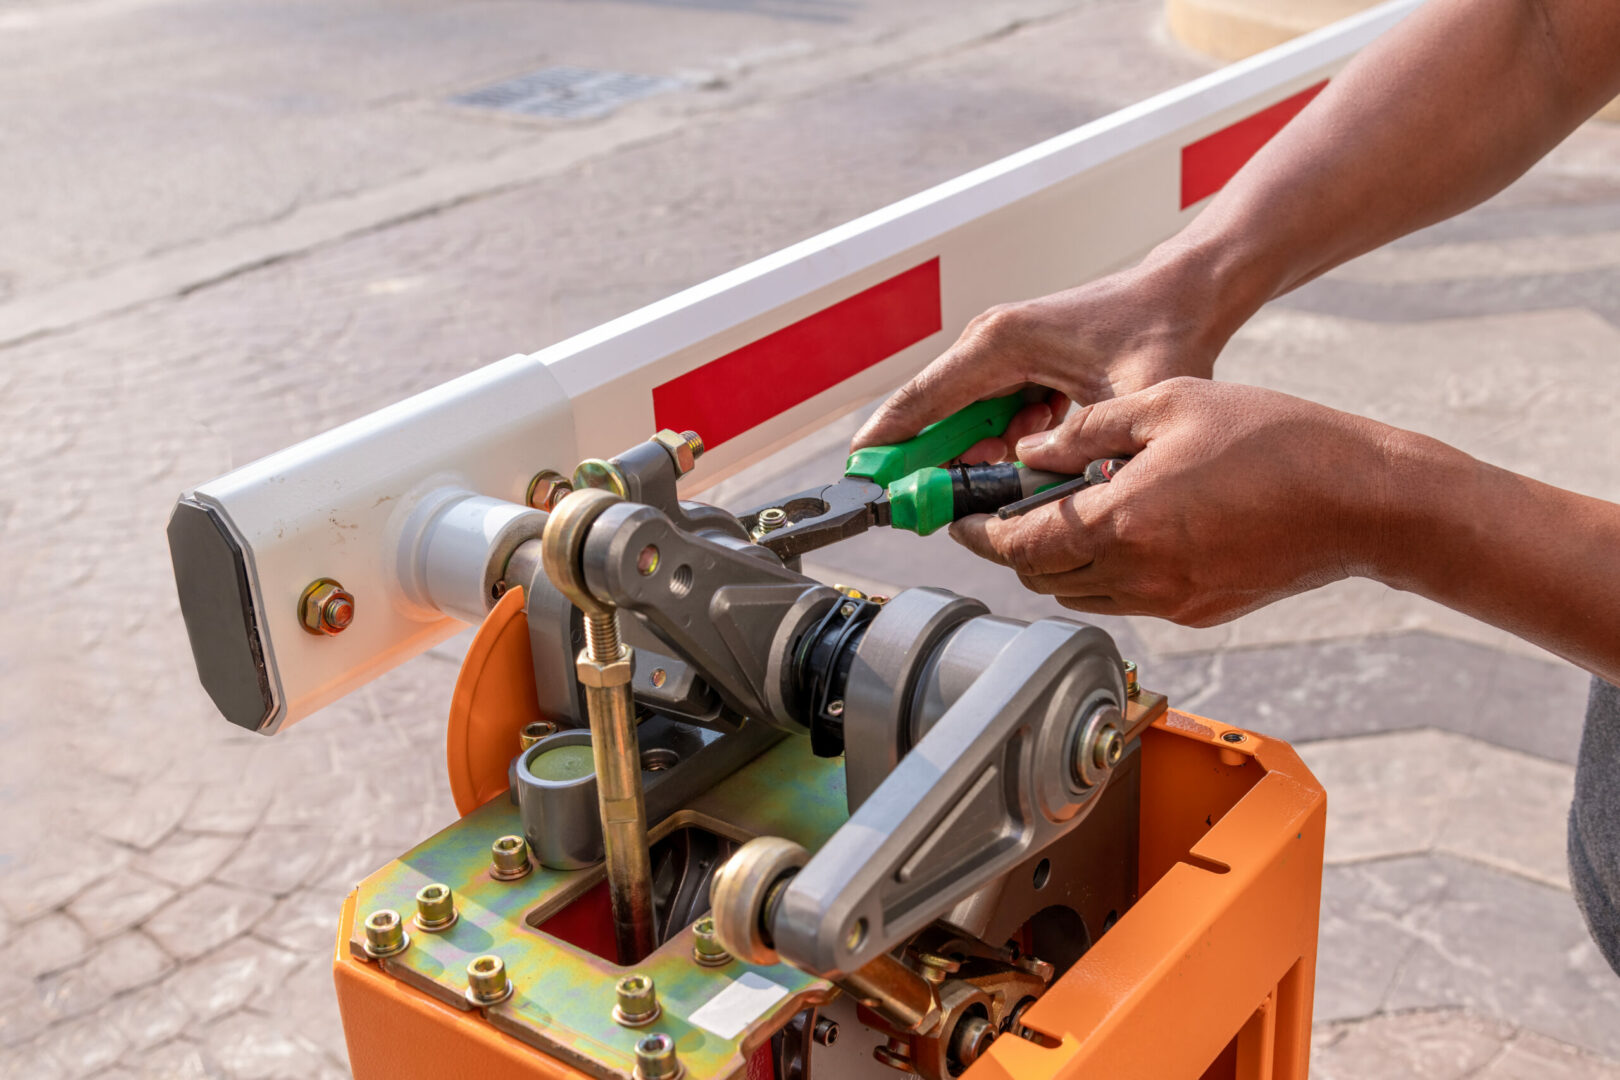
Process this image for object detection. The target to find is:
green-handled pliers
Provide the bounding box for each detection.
[739,394,1122,560]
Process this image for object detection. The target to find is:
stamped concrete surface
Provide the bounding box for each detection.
[2,0,1618,1076]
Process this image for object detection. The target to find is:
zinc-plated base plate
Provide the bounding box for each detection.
[348,736,847,1080]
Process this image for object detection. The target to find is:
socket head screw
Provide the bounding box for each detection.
[414,883,457,932]
[614,973,662,1026]
[490,835,533,881]
[299,578,355,636]
[753,507,788,540]
[635,1032,683,1080]
[691,916,731,967]
[362,909,409,958]
[465,954,514,1006]
[1092,723,1124,770]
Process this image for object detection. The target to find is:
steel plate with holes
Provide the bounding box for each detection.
[348,737,846,1080]
[452,66,680,120]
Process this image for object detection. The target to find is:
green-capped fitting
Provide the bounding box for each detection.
[888,468,956,536]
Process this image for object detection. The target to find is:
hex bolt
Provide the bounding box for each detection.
[812,1017,840,1046]
[653,429,705,479]
[520,719,558,751]
[1123,659,1139,698]
[691,916,731,967]
[489,834,533,881]
[413,883,457,932]
[527,469,574,511]
[1092,723,1124,770]
[614,973,661,1026]
[635,1032,683,1080]
[680,430,705,462]
[465,954,514,1006]
[299,578,355,636]
[362,909,409,958]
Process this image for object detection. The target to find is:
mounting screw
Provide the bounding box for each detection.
[1221,731,1247,744]
[691,916,731,967]
[813,1017,840,1046]
[635,1032,683,1080]
[1092,723,1124,770]
[466,954,514,1006]
[753,507,788,540]
[299,578,355,636]
[528,469,574,511]
[614,973,661,1026]
[1123,659,1139,698]
[414,883,458,932]
[489,835,533,881]
[362,909,409,958]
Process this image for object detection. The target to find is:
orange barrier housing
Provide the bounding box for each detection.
[336,701,1324,1080]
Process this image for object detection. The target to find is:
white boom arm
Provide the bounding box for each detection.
[168,0,1417,734]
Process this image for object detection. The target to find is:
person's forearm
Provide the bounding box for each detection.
[1366,433,1620,682]
[1150,0,1620,352]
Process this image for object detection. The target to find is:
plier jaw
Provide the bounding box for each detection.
[739,476,889,561]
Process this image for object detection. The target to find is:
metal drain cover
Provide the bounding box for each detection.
[452,66,680,120]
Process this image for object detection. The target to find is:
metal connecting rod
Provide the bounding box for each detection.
[541,489,657,963]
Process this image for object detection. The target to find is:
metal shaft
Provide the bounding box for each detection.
[581,611,657,965]
[839,953,942,1035]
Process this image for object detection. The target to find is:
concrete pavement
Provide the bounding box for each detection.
[2,0,1618,1076]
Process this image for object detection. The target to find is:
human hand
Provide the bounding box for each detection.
[851,260,1227,463]
[949,378,1413,625]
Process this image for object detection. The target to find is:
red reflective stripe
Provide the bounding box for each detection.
[652,258,942,450]
[1180,80,1328,209]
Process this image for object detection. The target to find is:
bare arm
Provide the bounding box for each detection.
[854,0,1620,453]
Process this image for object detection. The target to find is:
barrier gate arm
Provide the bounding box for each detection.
[168,0,1419,736]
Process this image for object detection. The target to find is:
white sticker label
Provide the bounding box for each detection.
[687,972,790,1040]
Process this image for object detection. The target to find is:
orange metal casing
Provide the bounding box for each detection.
[338,595,1326,1080]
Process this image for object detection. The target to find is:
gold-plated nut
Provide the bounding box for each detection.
[490,835,533,881]
[576,653,634,689]
[465,954,514,1006]
[652,429,700,478]
[519,719,558,751]
[414,883,457,932]
[527,469,574,511]
[614,973,661,1026]
[635,1032,683,1080]
[573,458,629,498]
[1123,659,1140,698]
[691,916,731,967]
[299,578,355,636]
[362,908,409,958]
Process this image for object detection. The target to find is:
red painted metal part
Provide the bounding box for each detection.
[1180,80,1328,208]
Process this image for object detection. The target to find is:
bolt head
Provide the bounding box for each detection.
[300,579,355,636]
[466,954,513,1006]
[489,835,532,880]
[635,1032,682,1080]
[692,916,731,966]
[615,974,662,1026]
[414,883,457,932]
[653,429,698,477]
[362,909,409,957]
[528,469,574,511]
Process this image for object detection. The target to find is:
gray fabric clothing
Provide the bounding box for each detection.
[1572,677,1620,974]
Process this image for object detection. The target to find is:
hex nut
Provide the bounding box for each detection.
[652,429,698,477]
[691,916,731,967]
[527,469,574,511]
[362,909,409,958]
[635,1032,683,1080]
[466,954,514,1006]
[576,654,634,689]
[490,835,533,881]
[614,973,661,1026]
[414,883,457,932]
[299,578,355,636]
